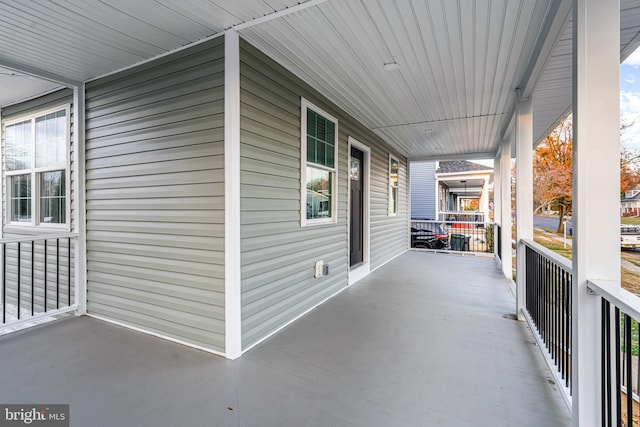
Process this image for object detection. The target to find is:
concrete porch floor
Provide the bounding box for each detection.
[0,251,570,426]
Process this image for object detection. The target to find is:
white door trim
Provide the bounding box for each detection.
[348,137,371,285]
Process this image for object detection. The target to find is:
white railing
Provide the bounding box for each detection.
[588,279,640,427]
[0,233,78,335]
[436,211,487,223]
[521,238,573,410]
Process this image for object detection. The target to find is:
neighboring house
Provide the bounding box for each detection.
[410,161,437,219]
[622,184,640,216]
[411,160,493,222]
[0,37,409,358]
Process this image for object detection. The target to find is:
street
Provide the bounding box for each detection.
[534,215,640,260]
[534,215,560,231]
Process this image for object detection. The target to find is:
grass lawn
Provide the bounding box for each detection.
[533,231,572,260]
[534,230,640,296]
[622,217,640,225]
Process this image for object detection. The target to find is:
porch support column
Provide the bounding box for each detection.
[73,84,87,315]
[500,139,513,280]
[493,151,501,259]
[515,98,533,320]
[481,177,489,222]
[572,0,620,424]
[225,29,242,360]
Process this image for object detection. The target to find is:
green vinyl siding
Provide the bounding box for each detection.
[239,39,408,350]
[85,38,225,352]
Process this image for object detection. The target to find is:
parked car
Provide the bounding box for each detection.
[621,225,640,249]
[410,220,449,249]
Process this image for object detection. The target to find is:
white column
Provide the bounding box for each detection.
[224,29,242,360]
[481,177,489,222]
[572,0,620,424]
[515,98,533,320]
[434,177,440,220]
[500,139,513,280]
[493,153,502,258]
[73,84,87,315]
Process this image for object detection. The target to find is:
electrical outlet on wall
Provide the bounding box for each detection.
[314,260,324,278]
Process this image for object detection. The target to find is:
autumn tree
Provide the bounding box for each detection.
[533,116,573,233]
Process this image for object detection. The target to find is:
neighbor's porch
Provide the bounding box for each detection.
[0,251,570,427]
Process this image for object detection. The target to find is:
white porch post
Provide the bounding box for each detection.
[73,84,87,315]
[571,0,620,424]
[515,98,533,320]
[225,29,242,360]
[500,139,513,280]
[493,152,501,259]
[480,177,489,222]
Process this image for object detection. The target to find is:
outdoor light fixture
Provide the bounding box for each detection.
[383,61,400,71]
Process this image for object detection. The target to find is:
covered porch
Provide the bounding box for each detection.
[0,251,569,427]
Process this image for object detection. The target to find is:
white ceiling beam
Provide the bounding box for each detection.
[0,56,81,87]
[233,0,329,31]
[408,152,495,162]
[500,0,571,142]
[518,0,572,99]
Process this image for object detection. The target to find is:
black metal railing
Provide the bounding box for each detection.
[522,239,572,400]
[410,220,495,254]
[1,233,77,332]
[590,279,640,427]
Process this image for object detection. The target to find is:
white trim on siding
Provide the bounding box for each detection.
[300,97,339,227]
[348,137,370,285]
[3,103,71,231]
[224,29,242,360]
[73,84,87,315]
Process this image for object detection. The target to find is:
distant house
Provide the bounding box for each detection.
[411,160,493,222]
[622,185,640,217]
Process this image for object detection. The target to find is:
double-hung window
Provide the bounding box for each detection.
[389,155,399,215]
[4,106,69,228]
[301,99,338,226]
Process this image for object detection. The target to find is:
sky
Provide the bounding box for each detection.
[620,47,640,150]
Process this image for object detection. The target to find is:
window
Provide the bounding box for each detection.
[301,99,338,225]
[4,106,69,227]
[389,155,399,215]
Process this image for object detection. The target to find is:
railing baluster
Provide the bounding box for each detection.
[44,240,47,313]
[31,240,34,316]
[616,307,622,427]
[625,314,633,427]
[56,238,59,310]
[2,244,5,324]
[601,299,609,427]
[0,233,77,334]
[68,237,71,306]
[17,242,20,320]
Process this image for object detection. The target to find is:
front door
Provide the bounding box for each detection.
[350,147,364,267]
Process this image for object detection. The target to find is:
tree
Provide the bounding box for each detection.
[621,146,640,195]
[533,116,573,233]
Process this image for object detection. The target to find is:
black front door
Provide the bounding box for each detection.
[350,147,364,267]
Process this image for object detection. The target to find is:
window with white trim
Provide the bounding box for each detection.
[301,99,338,225]
[4,106,69,227]
[389,155,399,215]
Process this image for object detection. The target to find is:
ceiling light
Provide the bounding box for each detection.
[383,62,400,72]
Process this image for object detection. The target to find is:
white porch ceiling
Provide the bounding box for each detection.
[0,0,639,160]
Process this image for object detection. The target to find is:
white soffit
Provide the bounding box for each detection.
[0,67,61,108]
[240,0,553,159]
[533,0,640,145]
[0,0,308,105]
